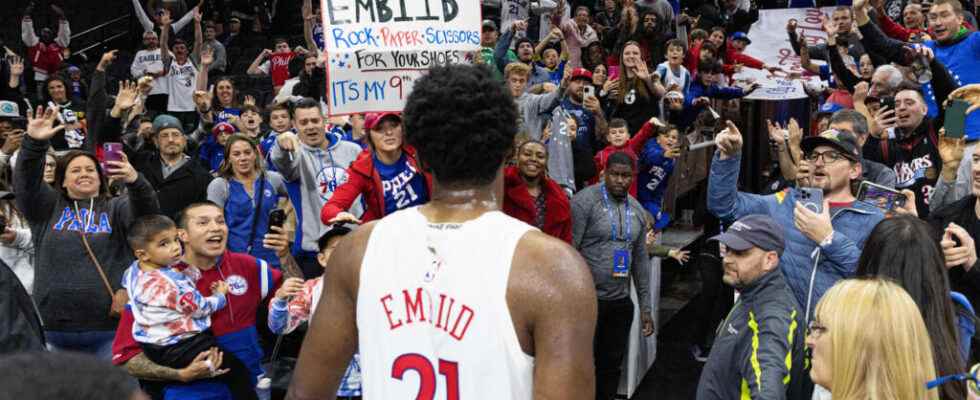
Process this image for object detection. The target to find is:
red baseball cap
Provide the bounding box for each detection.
[212,121,236,137]
[570,68,593,82]
[364,112,402,131]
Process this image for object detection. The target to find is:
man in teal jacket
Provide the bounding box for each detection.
[708,121,884,322]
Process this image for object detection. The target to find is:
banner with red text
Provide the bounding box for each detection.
[321,0,480,115]
[733,7,836,101]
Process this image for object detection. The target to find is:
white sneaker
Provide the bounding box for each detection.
[256,375,272,390]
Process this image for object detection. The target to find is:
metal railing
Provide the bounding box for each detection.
[71,13,133,57]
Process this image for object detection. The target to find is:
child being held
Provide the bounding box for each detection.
[123,215,258,400]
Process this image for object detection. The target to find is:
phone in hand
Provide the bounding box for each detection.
[268,208,286,229]
[798,187,824,214]
[584,85,595,98]
[608,66,620,81]
[857,181,907,212]
[879,96,895,111]
[102,142,124,171]
[944,99,970,139]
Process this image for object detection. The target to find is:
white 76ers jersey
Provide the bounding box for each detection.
[357,208,536,399]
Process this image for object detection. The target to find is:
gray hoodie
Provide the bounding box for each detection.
[270,133,363,253]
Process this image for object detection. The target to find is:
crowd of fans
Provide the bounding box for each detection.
[2,0,980,398]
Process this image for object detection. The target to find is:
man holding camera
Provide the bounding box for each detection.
[708,120,884,320]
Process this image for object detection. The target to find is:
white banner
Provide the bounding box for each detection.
[320,0,481,115]
[733,7,836,101]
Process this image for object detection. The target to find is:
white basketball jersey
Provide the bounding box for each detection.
[357,208,536,399]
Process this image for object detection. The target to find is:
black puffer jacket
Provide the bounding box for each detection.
[696,270,812,400]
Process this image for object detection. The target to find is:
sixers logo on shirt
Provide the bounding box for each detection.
[317,166,349,200]
[226,274,248,296]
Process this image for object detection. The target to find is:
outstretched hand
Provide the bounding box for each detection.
[26,105,65,141]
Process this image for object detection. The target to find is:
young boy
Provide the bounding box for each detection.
[656,39,692,116]
[123,215,258,400]
[593,117,659,196]
[637,126,681,230]
[261,103,293,168]
[268,224,361,398]
[237,104,264,142]
[535,28,568,87]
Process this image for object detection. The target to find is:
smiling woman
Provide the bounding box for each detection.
[207,135,290,268]
[14,106,160,360]
[503,140,572,243]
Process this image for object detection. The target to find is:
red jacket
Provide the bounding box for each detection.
[685,40,764,77]
[591,118,658,197]
[503,166,572,243]
[320,145,433,224]
[877,13,927,42]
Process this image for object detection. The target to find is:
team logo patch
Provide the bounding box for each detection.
[226,274,248,296]
[316,166,350,200]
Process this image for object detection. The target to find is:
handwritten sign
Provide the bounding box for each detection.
[732,7,837,101]
[321,0,481,115]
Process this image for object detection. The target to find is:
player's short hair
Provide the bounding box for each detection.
[933,0,964,14]
[273,37,289,46]
[127,215,176,250]
[269,102,291,115]
[176,202,223,229]
[666,39,686,52]
[608,118,628,131]
[659,125,679,137]
[831,109,870,138]
[403,65,517,188]
[833,6,853,16]
[318,225,353,252]
[607,151,634,170]
[504,62,532,79]
[699,59,724,74]
[291,97,322,117]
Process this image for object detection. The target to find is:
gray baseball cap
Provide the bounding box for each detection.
[152,114,183,133]
[710,214,785,256]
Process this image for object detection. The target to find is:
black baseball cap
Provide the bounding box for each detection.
[710,214,785,256]
[801,128,862,162]
[317,223,355,252]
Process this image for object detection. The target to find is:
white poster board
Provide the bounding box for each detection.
[733,7,837,101]
[320,0,481,115]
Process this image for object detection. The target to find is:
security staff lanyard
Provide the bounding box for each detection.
[601,184,632,278]
[600,184,632,242]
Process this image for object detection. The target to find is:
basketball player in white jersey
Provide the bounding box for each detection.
[286,65,598,400]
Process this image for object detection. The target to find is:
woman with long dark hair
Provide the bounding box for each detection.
[503,140,572,243]
[855,215,969,400]
[608,41,665,132]
[207,135,289,267]
[15,105,159,359]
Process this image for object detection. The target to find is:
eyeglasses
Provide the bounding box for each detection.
[805,150,846,164]
[807,320,828,338]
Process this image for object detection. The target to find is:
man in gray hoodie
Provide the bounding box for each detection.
[270,98,363,278]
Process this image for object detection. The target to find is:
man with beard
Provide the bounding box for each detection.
[708,120,884,321]
[102,84,213,219]
[610,9,671,69]
[20,4,70,101]
[553,67,605,190]
[495,20,554,89]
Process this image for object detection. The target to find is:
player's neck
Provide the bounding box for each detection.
[420,172,504,224]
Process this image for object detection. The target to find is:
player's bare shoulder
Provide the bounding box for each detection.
[507,230,596,350]
[327,220,381,295]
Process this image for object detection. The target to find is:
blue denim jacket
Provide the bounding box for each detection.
[708,152,885,319]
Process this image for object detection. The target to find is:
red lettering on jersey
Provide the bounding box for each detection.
[381,294,404,330]
[435,293,447,329]
[403,288,427,323]
[449,305,475,341]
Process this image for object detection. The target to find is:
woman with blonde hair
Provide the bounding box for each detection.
[806,278,939,400]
